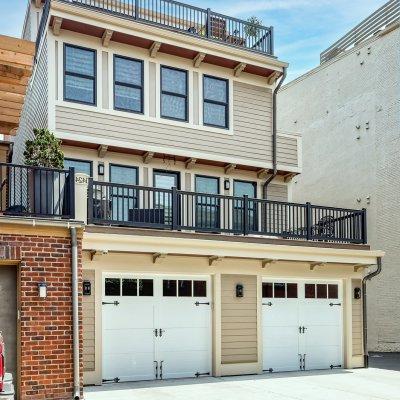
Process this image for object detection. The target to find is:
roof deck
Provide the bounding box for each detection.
[55,0,274,56]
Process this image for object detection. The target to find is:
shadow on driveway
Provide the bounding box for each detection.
[369,352,400,371]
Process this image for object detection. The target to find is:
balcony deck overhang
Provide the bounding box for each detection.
[48,0,287,80]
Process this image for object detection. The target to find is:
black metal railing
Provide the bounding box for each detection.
[59,0,274,55]
[88,180,367,244]
[0,163,75,219]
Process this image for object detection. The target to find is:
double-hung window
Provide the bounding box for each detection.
[64,158,92,177]
[203,75,229,129]
[160,66,188,122]
[114,55,144,113]
[64,44,96,105]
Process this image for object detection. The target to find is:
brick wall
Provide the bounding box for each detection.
[0,232,82,400]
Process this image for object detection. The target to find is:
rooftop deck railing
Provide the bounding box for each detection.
[51,0,274,56]
[0,163,75,219]
[320,0,399,64]
[88,180,367,244]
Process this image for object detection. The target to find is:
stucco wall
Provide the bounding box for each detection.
[277,25,400,351]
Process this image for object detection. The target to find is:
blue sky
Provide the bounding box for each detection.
[0,0,386,81]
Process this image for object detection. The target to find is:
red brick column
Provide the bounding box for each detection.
[0,232,83,400]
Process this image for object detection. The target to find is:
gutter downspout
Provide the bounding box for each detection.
[362,257,382,368]
[263,66,287,197]
[70,227,80,400]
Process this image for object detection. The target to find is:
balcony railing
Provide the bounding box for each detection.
[88,180,367,244]
[54,0,273,56]
[0,163,75,219]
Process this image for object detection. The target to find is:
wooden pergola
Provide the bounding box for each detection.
[0,35,35,136]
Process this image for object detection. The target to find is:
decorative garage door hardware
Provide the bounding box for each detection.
[102,377,120,383]
[330,364,342,369]
[194,301,210,306]
[298,326,308,334]
[153,329,165,337]
[195,372,210,377]
[298,354,306,370]
[262,301,273,306]
[329,302,342,306]
[102,301,120,306]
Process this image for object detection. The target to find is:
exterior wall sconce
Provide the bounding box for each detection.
[224,179,230,191]
[354,287,361,299]
[98,163,105,176]
[236,283,244,298]
[38,282,47,298]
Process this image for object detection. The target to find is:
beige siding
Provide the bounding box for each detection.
[267,183,288,202]
[55,81,298,167]
[352,279,363,356]
[83,270,95,372]
[12,37,48,164]
[221,274,257,364]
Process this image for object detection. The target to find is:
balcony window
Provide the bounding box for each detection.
[203,75,229,129]
[233,180,257,232]
[64,158,92,177]
[114,55,143,113]
[64,44,96,105]
[161,66,188,121]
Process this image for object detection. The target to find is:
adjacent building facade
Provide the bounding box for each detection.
[0,0,385,399]
[278,0,399,352]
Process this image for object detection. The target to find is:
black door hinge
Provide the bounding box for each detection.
[195,372,210,377]
[330,364,342,369]
[329,303,341,307]
[102,301,120,306]
[262,302,273,306]
[195,301,210,306]
[102,377,120,383]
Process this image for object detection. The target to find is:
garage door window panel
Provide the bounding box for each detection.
[178,280,192,297]
[287,283,298,298]
[328,284,338,299]
[274,283,286,298]
[305,284,316,298]
[317,284,328,298]
[139,279,154,296]
[193,280,207,297]
[163,280,177,296]
[122,279,137,296]
[105,278,121,296]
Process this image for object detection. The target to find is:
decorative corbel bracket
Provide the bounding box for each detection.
[149,41,162,58]
[225,164,236,174]
[102,29,114,47]
[193,52,206,68]
[262,259,278,268]
[234,62,247,77]
[97,144,108,158]
[52,17,63,36]
[153,253,167,264]
[185,158,197,169]
[209,256,223,267]
[143,151,154,164]
[310,262,327,271]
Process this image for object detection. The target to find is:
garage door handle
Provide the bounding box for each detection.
[102,301,120,306]
[329,303,341,307]
[195,301,210,306]
[262,302,273,306]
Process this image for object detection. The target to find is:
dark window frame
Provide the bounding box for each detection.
[160,65,188,122]
[64,157,93,177]
[63,43,97,106]
[203,74,229,129]
[113,54,144,114]
[109,164,140,222]
[195,174,221,230]
[153,169,181,190]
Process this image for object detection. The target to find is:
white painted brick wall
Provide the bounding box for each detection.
[278,26,400,351]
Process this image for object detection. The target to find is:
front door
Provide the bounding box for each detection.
[233,180,257,232]
[195,175,220,230]
[262,280,343,372]
[102,274,211,383]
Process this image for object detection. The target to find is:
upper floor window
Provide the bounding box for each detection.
[203,75,229,129]
[64,158,92,177]
[64,44,96,105]
[114,55,143,113]
[161,66,188,122]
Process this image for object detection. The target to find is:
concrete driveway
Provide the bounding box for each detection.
[84,367,400,400]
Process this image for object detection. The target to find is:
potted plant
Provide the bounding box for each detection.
[244,16,263,45]
[23,128,65,216]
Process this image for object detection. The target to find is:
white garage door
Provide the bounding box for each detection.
[102,274,211,383]
[262,280,343,373]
